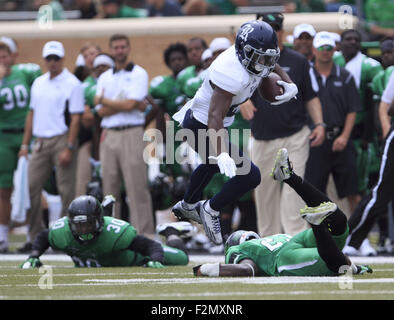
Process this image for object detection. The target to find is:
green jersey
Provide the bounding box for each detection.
[176,65,197,97]
[48,216,188,267]
[333,52,382,125]
[183,74,203,99]
[82,75,97,108]
[149,75,186,117]
[371,66,394,100]
[49,216,139,267]
[0,63,41,129]
[225,228,349,277]
[365,0,394,30]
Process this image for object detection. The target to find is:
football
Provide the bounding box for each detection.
[258,72,284,103]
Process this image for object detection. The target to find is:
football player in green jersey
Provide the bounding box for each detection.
[0,42,41,253]
[148,43,189,210]
[334,29,383,196]
[176,37,207,97]
[20,195,189,268]
[194,148,372,277]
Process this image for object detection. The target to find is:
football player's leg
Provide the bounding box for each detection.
[0,140,18,251]
[209,143,261,212]
[161,244,189,266]
[282,155,348,236]
[277,245,339,276]
[290,222,349,271]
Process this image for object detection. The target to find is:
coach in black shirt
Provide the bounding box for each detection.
[305,31,361,213]
[245,12,325,237]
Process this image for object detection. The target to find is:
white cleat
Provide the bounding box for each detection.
[172,201,202,224]
[300,201,337,226]
[271,148,293,181]
[198,201,223,245]
[156,221,197,239]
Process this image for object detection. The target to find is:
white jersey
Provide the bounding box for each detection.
[173,45,261,127]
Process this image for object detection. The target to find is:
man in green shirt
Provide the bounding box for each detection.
[0,42,41,253]
[148,43,189,210]
[176,37,208,98]
[364,0,394,40]
[333,29,383,196]
[194,148,372,277]
[103,0,147,18]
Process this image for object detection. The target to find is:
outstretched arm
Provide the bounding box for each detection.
[193,259,258,277]
[20,230,51,268]
[128,235,165,267]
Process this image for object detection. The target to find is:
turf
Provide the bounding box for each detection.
[1,255,393,300]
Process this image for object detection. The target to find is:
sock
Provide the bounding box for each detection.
[0,224,9,245]
[204,200,220,216]
[311,224,348,273]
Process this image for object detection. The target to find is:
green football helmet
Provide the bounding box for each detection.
[224,230,260,255]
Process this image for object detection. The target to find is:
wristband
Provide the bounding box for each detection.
[314,122,327,128]
[200,262,220,277]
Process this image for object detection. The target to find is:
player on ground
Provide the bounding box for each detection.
[194,148,372,277]
[20,195,188,268]
[0,41,41,253]
[171,20,298,245]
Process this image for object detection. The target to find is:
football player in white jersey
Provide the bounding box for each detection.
[172,20,298,245]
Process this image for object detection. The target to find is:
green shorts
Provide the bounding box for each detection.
[0,132,23,188]
[276,226,349,277]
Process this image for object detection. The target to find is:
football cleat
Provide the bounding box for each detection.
[355,264,373,275]
[156,221,197,239]
[172,201,202,224]
[271,148,293,181]
[300,201,337,225]
[198,201,223,245]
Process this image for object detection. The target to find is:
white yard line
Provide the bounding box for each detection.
[2,254,394,264]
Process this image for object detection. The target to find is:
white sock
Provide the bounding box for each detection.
[204,200,220,216]
[0,224,9,245]
[182,200,198,210]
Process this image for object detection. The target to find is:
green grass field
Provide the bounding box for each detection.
[1,254,394,300]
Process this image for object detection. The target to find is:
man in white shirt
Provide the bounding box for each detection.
[19,41,84,246]
[94,34,154,237]
[171,20,298,245]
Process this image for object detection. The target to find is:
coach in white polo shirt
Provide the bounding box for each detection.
[94,34,154,237]
[19,41,84,245]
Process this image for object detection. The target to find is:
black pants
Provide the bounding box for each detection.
[347,127,394,249]
[305,138,359,198]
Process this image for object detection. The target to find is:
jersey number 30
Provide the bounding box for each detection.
[107,219,127,233]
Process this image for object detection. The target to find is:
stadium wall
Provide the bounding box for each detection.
[0,13,357,79]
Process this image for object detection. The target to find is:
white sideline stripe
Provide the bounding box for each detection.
[82,277,394,285]
[277,259,318,273]
[0,272,188,277]
[2,254,394,264]
[2,290,394,299]
[3,277,392,287]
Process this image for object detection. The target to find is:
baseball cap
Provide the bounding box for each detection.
[330,32,341,44]
[293,24,316,39]
[257,12,284,31]
[93,54,115,68]
[201,48,213,62]
[0,36,17,53]
[313,31,336,49]
[209,37,231,54]
[42,41,65,58]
